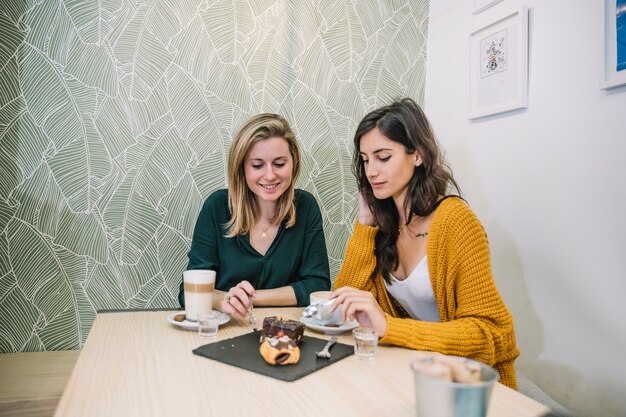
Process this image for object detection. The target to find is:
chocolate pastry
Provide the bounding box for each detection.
[259,316,305,365]
[261,316,304,346]
[259,337,301,365]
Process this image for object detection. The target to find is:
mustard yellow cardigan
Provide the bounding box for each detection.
[334,197,520,389]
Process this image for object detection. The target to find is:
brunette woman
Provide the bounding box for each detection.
[331,99,519,389]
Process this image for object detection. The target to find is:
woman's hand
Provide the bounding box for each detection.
[357,192,375,226]
[329,286,387,337]
[220,280,256,318]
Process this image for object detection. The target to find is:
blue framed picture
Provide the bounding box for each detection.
[617,0,625,72]
[603,0,626,88]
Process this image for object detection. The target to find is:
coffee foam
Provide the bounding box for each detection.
[183,270,215,284]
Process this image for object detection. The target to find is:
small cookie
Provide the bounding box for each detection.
[173,314,186,322]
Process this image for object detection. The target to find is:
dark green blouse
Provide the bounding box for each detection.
[178,189,330,307]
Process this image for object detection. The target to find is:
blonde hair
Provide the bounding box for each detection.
[225,113,301,237]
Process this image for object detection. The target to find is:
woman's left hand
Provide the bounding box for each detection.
[329,286,387,337]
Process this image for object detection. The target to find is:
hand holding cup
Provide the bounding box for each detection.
[308,291,343,325]
[329,286,388,336]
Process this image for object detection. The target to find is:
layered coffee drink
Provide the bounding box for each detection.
[183,270,216,321]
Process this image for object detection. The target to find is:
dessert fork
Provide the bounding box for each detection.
[248,305,259,331]
[315,336,337,359]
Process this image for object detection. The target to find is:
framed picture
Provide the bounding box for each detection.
[602,0,626,89]
[469,6,529,120]
[472,0,504,15]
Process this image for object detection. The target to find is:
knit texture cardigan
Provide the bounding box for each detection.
[334,197,520,389]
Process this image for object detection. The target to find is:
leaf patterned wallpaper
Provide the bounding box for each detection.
[0,0,429,352]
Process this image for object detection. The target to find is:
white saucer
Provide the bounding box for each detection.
[167,312,230,330]
[299,316,359,335]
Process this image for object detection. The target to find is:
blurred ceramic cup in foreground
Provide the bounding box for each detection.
[309,291,342,325]
[411,354,499,417]
[183,270,216,322]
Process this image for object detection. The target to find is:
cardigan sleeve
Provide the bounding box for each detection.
[333,222,379,295]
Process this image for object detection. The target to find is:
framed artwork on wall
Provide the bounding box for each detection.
[602,0,626,89]
[469,5,529,120]
[472,0,504,15]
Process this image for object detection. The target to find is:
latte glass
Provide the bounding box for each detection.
[183,270,215,322]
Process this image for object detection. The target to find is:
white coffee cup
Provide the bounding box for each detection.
[183,270,216,322]
[309,291,342,325]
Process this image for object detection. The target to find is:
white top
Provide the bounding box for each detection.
[385,256,440,322]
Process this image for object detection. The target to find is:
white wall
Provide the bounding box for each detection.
[425,2,626,417]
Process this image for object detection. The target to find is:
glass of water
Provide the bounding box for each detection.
[352,327,377,360]
[197,311,220,338]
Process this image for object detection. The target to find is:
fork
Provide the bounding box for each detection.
[316,336,337,359]
[248,305,259,331]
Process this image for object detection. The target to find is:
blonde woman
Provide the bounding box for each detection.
[179,114,330,317]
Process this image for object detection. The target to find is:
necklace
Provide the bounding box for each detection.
[257,221,274,238]
[398,222,429,239]
[399,227,429,238]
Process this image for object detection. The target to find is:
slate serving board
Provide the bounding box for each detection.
[193,331,353,382]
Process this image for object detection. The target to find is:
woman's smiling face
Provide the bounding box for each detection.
[244,136,293,205]
[359,128,421,203]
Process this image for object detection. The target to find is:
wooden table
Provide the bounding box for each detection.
[0,350,79,417]
[54,308,550,417]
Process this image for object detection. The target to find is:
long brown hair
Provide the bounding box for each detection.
[225,113,301,237]
[352,98,461,282]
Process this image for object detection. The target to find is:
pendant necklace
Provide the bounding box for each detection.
[259,222,273,238]
[257,213,275,238]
